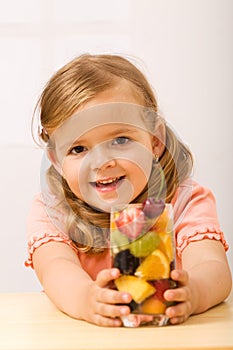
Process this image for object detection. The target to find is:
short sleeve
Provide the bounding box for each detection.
[25,193,75,268]
[172,179,229,258]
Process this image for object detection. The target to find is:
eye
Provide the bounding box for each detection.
[69,145,87,155]
[112,136,131,145]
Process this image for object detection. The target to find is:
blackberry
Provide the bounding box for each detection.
[113,249,140,275]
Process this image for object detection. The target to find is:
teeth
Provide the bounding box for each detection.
[97,177,118,184]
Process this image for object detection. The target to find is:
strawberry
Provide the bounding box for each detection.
[142,198,165,219]
[115,207,145,239]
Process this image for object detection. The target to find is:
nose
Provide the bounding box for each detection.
[89,147,117,171]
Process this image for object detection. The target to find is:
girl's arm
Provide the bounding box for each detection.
[32,241,132,326]
[164,239,232,324]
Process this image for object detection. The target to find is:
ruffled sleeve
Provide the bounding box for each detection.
[172,179,229,259]
[25,193,76,268]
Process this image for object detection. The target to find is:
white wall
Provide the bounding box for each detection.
[0,0,232,292]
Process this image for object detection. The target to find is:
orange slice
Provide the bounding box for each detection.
[114,275,155,303]
[135,249,170,280]
[157,232,174,262]
[152,208,171,233]
[141,297,166,314]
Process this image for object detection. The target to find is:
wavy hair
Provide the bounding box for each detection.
[34,54,193,253]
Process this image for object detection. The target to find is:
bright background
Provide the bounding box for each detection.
[0,0,232,292]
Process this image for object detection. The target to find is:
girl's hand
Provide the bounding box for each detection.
[83,268,132,327]
[164,269,193,324]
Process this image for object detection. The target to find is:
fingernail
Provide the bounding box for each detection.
[167,291,174,299]
[167,308,175,317]
[120,307,128,315]
[173,271,179,279]
[122,293,130,302]
[114,318,121,326]
[111,268,118,277]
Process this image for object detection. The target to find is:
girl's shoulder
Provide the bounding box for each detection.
[172,178,229,257]
[25,192,74,268]
[171,177,220,237]
[172,178,217,211]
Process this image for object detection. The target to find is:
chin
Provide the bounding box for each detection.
[86,197,130,213]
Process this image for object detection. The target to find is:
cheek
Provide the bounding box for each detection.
[123,145,153,178]
[124,161,152,194]
[132,166,149,188]
[62,161,81,193]
[125,157,152,180]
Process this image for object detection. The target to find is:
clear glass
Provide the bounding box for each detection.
[110,201,177,327]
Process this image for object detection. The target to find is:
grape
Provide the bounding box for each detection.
[111,229,129,249]
[143,198,165,219]
[129,231,160,257]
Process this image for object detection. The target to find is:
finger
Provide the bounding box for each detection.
[95,268,120,287]
[96,287,132,305]
[164,285,191,302]
[169,315,188,325]
[166,300,192,319]
[92,314,123,327]
[96,301,131,318]
[170,269,189,285]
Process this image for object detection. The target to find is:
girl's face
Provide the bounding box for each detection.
[50,83,161,212]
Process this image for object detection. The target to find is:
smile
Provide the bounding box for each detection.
[90,176,125,190]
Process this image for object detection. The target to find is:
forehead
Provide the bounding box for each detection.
[51,103,154,152]
[78,123,142,139]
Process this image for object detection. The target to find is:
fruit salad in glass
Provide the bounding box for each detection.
[110,198,177,327]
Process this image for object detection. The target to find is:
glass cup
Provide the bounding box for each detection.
[110,199,177,327]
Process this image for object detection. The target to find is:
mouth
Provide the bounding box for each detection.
[90,176,125,190]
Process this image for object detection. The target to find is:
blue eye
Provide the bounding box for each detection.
[112,137,131,145]
[70,145,87,154]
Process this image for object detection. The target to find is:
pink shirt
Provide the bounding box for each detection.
[25,179,228,280]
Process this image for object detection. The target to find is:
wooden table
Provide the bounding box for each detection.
[0,292,232,350]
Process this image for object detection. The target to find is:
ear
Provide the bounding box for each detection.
[47,148,62,174]
[152,118,166,157]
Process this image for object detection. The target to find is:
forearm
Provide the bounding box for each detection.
[182,240,232,315]
[40,257,93,319]
[33,242,94,320]
[187,259,232,315]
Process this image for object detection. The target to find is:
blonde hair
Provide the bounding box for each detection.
[34,53,193,253]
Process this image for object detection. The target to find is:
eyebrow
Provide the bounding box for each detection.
[102,127,139,137]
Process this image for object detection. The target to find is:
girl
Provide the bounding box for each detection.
[26,54,232,327]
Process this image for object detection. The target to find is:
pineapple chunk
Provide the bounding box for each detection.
[115,275,155,303]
